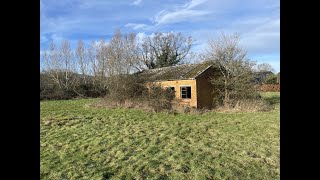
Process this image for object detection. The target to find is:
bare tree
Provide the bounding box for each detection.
[105,29,140,76]
[106,29,123,76]
[87,40,98,76]
[83,40,108,95]
[204,32,256,107]
[96,39,108,78]
[59,40,76,90]
[75,40,88,84]
[42,40,76,91]
[123,32,140,73]
[255,63,275,73]
[139,32,193,69]
[42,41,64,89]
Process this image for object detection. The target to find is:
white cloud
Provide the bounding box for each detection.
[154,9,211,25]
[132,0,142,6]
[239,17,280,54]
[125,23,149,30]
[184,0,208,9]
[153,0,211,25]
[189,16,279,55]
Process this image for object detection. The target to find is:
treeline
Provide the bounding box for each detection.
[41,29,277,111]
[40,29,193,100]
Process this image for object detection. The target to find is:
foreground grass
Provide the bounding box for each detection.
[40,93,280,179]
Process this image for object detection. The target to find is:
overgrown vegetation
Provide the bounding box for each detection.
[41,30,277,113]
[99,79,176,113]
[40,92,280,179]
[40,72,106,100]
[40,29,194,100]
[203,33,264,109]
[264,73,278,84]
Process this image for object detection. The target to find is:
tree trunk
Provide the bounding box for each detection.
[224,79,229,107]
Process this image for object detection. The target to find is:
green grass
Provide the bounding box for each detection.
[40,92,280,179]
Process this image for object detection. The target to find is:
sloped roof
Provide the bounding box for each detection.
[138,62,213,81]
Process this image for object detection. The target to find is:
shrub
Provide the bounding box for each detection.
[105,74,147,104]
[265,74,278,84]
[73,83,107,98]
[40,72,108,100]
[100,79,175,112]
[40,87,77,100]
[144,85,175,112]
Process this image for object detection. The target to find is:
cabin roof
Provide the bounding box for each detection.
[138,62,213,81]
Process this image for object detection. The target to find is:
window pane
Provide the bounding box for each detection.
[186,87,191,98]
[181,86,191,99]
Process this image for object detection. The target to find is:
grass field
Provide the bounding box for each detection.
[40,92,280,179]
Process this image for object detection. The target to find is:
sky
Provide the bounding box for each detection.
[40,0,280,72]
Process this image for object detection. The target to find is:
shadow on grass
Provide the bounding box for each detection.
[102,171,114,180]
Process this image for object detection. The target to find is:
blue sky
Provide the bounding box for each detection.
[40,0,280,72]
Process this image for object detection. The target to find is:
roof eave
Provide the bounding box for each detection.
[194,65,213,79]
[150,78,195,82]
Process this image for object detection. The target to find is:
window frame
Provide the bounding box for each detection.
[180,86,191,99]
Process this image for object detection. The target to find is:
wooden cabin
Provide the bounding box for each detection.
[139,62,216,109]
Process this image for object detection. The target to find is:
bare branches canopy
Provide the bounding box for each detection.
[139,32,193,69]
[203,32,257,106]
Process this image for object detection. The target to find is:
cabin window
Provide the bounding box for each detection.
[180,86,191,99]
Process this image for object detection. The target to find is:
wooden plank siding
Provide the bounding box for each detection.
[195,67,215,109]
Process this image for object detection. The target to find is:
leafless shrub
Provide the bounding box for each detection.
[203,32,259,108]
[95,81,175,112]
[144,84,175,112]
[255,63,275,73]
[106,74,147,104]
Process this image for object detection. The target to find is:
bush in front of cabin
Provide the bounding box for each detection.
[145,84,175,112]
[104,74,147,104]
[99,77,176,112]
